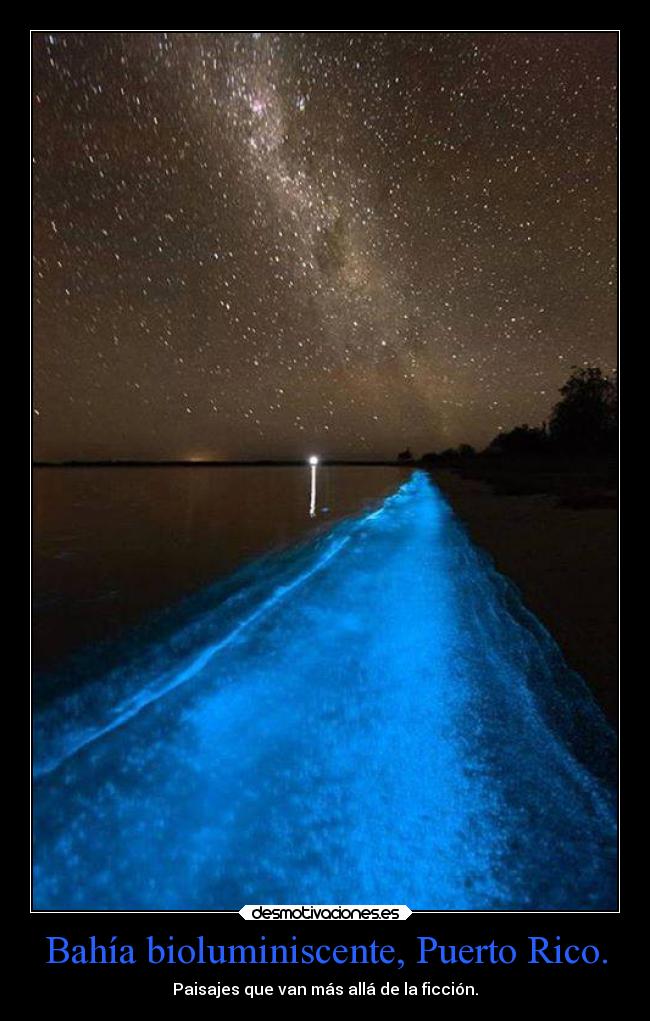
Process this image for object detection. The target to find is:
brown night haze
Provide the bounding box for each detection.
[32,31,617,461]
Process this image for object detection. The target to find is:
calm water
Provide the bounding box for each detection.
[33,465,411,680]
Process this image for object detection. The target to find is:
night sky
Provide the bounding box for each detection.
[33,31,617,461]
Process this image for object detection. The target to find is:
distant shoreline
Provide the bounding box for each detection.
[33,459,414,468]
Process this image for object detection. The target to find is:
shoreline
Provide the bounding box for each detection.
[432,469,618,726]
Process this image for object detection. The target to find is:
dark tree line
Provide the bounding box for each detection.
[547,366,617,453]
[489,367,617,455]
[410,366,617,462]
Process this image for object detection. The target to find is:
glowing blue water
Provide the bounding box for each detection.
[33,472,616,910]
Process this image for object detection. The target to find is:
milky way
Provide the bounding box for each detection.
[33,31,617,459]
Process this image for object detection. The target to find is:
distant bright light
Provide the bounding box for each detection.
[308,456,319,466]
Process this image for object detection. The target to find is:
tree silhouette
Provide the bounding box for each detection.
[488,424,548,455]
[457,443,476,458]
[549,367,617,453]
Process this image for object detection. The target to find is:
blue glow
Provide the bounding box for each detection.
[33,472,616,910]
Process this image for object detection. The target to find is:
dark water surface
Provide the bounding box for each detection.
[33,465,410,678]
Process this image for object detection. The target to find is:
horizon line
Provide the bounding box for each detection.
[33,457,423,467]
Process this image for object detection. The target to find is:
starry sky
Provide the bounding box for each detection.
[33,31,618,461]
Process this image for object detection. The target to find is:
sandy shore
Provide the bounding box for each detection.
[432,469,618,726]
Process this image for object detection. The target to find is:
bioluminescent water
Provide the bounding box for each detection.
[33,471,617,910]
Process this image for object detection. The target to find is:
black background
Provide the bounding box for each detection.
[28,911,621,1006]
